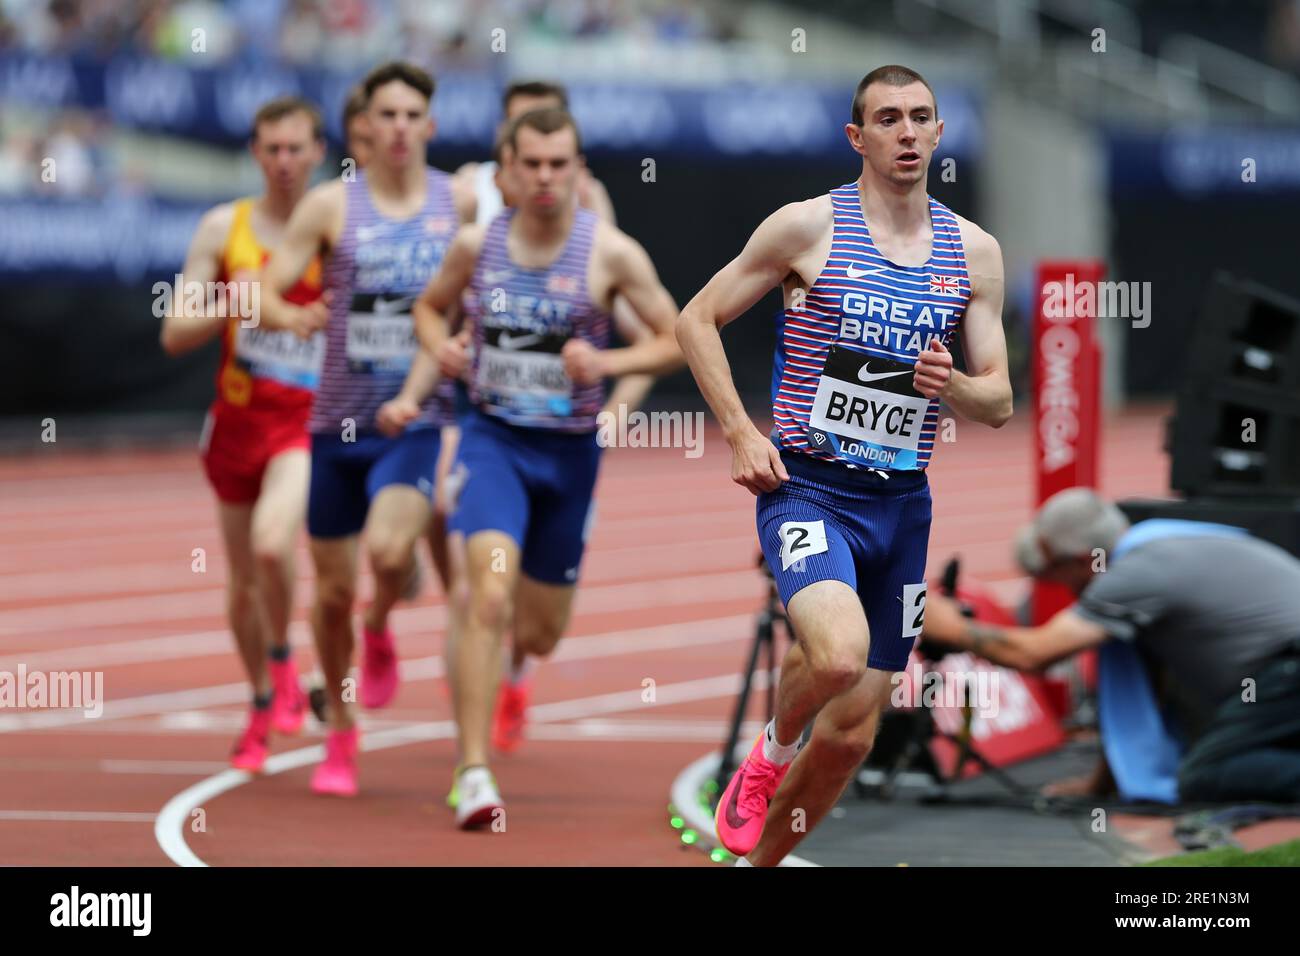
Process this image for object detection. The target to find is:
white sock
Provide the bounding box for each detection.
[734,857,753,867]
[460,765,492,788]
[761,720,801,765]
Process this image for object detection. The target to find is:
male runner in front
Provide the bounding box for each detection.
[413,108,682,826]
[260,61,468,796]
[160,96,324,772]
[676,65,1013,865]
[442,80,656,755]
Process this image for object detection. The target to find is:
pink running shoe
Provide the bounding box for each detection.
[230,707,272,773]
[491,680,529,754]
[269,658,307,735]
[311,727,359,797]
[714,733,792,857]
[360,626,399,709]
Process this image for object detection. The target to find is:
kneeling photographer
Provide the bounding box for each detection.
[921,488,1300,804]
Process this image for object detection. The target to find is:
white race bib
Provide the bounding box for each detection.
[808,346,929,453]
[235,324,323,388]
[477,345,571,399]
[346,312,416,374]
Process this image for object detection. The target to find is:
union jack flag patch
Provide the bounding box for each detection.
[546,274,579,295]
[930,274,961,296]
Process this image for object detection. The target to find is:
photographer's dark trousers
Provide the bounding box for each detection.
[1178,652,1300,803]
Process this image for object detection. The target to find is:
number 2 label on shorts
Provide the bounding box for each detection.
[901,582,927,638]
[779,520,828,572]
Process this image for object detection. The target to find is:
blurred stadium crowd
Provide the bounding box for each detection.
[0,0,731,66]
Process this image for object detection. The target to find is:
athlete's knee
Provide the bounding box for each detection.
[366,532,414,581]
[226,574,256,616]
[467,573,513,634]
[806,643,868,699]
[250,524,294,573]
[516,617,564,657]
[315,575,355,618]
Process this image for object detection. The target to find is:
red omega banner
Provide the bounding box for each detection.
[1031,261,1103,625]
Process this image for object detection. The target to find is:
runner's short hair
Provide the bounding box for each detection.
[362,61,435,103]
[252,95,324,142]
[503,80,568,113]
[505,107,582,156]
[851,65,937,126]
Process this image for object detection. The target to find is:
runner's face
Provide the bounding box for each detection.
[346,114,372,170]
[367,81,434,170]
[509,125,580,217]
[250,112,323,197]
[495,94,563,204]
[850,82,942,188]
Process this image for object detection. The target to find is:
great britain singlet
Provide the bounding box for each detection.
[311,167,458,433]
[462,207,611,433]
[771,184,971,471]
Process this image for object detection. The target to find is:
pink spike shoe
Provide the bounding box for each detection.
[311,727,359,797]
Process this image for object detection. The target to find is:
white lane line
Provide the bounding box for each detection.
[0,614,753,733]
[154,671,766,867]
[669,752,819,868]
[0,810,156,823]
[100,760,231,775]
[529,718,766,742]
[0,565,760,635]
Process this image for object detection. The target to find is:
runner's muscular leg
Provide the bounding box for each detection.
[454,531,519,768]
[216,501,267,696]
[310,534,359,731]
[250,448,309,654]
[512,574,577,660]
[750,666,893,867]
[362,484,431,634]
[771,580,870,746]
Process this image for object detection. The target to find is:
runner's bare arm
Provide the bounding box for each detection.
[376,348,444,436]
[601,297,655,417]
[158,204,234,356]
[413,223,484,365]
[676,200,824,492]
[259,181,342,338]
[922,222,1013,427]
[590,229,681,379]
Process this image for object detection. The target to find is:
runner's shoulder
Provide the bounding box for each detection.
[303,177,346,213]
[952,213,1001,271]
[591,218,649,274]
[195,201,238,244]
[760,194,832,257]
[450,220,488,259]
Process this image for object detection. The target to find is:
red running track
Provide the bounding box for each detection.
[0,407,1173,865]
